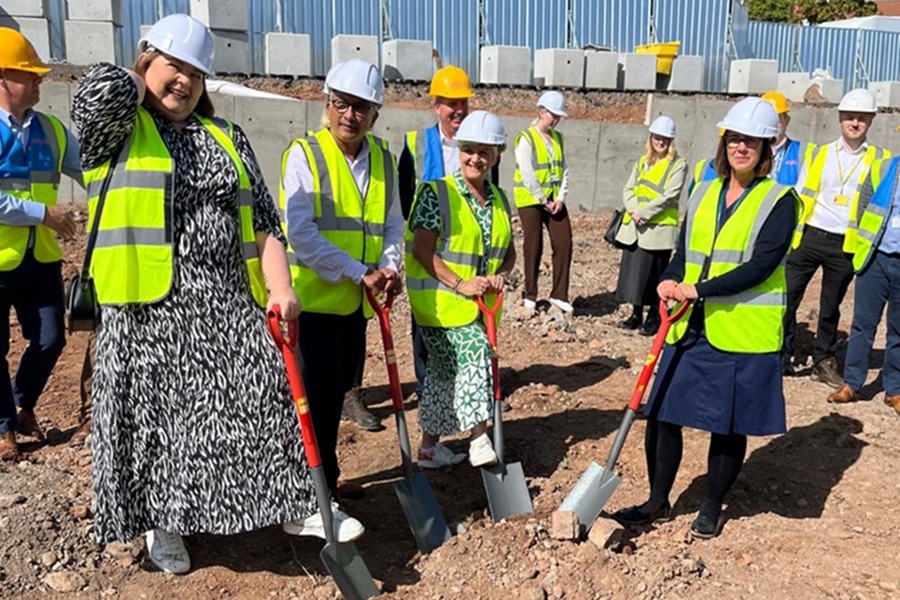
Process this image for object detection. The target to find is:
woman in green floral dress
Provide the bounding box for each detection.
[405,111,516,469]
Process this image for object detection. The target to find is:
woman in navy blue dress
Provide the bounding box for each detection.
[612,98,801,539]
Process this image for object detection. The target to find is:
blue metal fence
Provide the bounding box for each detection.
[570,0,651,54]
[746,21,797,73]
[654,0,729,92]
[483,0,568,50]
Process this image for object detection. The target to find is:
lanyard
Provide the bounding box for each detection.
[834,143,866,193]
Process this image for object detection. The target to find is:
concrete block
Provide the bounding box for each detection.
[533,48,584,88]
[728,59,778,94]
[479,45,531,85]
[777,72,811,103]
[668,55,704,92]
[210,29,250,73]
[382,39,433,82]
[584,51,617,89]
[816,79,844,103]
[587,517,624,550]
[233,95,308,192]
[0,0,50,18]
[869,81,900,108]
[0,16,50,60]
[618,53,656,90]
[66,0,123,26]
[550,510,580,540]
[331,35,379,68]
[64,20,120,65]
[265,33,312,76]
[190,0,247,32]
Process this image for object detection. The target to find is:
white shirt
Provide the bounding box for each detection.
[514,130,569,203]
[797,137,869,234]
[438,125,460,174]
[282,139,404,285]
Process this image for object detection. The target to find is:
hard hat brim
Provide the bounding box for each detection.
[431,90,476,99]
[13,64,51,74]
[838,107,878,114]
[139,40,213,76]
[543,107,567,117]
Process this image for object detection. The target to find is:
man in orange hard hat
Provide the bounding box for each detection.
[761,91,815,187]
[0,28,82,460]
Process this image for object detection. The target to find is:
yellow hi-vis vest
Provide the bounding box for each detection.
[852,157,896,272]
[0,112,66,271]
[278,129,395,318]
[84,106,267,307]
[623,155,685,226]
[795,143,891,251]
[404,128,430,184]
[667,178,800,353]
[513,127,564,208]
[406,176,512,328]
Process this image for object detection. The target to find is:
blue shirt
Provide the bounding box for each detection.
[0,105,83,227]
[877,172,900,255]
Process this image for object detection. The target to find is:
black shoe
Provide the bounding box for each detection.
[781,355,796,376]
[638,316,660,337]
[617,313,643,330]
[341,389,382,431]
[611,501,672,526]
[810,357,844,389]
[689,513,723,539]
[535,299,552,313]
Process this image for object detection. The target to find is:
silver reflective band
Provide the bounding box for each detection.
[407,277,458,294]
[684,250,708,267]
[486,246,507,261]
[0,179,31,191]
[858,228,878,243]
[865,203,889,217]
[88,170,168,198]
[414,129,427,183]
[436,249,480,268]
[711,289,784,307]
[242,241,258,260]
[31,171,61,185]
[94,227,167,248]
[238,190,253,208]
[710,249,746,264]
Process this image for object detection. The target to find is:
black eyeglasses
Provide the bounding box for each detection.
[330,97,375,117]
[724,136,762,149]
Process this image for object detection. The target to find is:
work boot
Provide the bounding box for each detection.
[810,357,844,389]
[827,384,858,404]
[781,355,796,376]
[16,409,44,442]
[341,388,381,431]
[884,394,900,416]
[638,312,660,337]
[611,501,672,526]
[0,431,17,461]
[618,306,643,330]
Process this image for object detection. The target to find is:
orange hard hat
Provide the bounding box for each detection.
[762,91,789,114]
[429,65,475,99]
[0,27,50,74]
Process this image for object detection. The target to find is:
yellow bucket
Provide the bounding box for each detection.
[635,41,681,76]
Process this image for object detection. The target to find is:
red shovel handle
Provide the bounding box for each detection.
[626,300,692,412]
[476,293,503,403]
[366,288,405,412]
[267,307,322,469]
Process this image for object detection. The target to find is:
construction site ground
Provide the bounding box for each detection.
[1,209,898,600]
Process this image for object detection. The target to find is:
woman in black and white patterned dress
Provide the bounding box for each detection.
[71,15,360,575]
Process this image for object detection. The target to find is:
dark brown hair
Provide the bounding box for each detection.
[132,49,215,119]
[714,135,773,179]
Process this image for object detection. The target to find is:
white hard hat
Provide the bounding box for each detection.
[325,58,384,106]
[716,97,779,139]
[456,110,506,145]
[139,14,214,75]
[537,90,567,117]
[838,88,877,113]
[648,115,676,138]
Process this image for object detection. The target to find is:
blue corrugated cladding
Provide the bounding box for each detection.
[797,26,858,92]
[858,30,900,85]
[570,0,650,53]
[654,0,729,92]
[746,21,797,72]
[485,0,567,50]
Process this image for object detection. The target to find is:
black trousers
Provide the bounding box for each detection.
[783,226,855,364]
[298,309,367,496]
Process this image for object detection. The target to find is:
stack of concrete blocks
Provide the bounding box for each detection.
[383,39,433,82]
[64,0,123,65]
[331,35,379,69]
[727,59,778,94]
[533,48,584,87]
[191,0,250,73]
[583,51,618,89]
[265,33,312,77]
[0,0,52,60]
[618,53,656,90]
[479,45,531,85]
[869,81,900,109]
[667,56,705,92]
[777,72,811,102]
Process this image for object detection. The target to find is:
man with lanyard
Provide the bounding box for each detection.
[0,28,81,459]
[783,88,890,384]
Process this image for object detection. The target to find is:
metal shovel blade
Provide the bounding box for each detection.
[481,460,533,522]
[320,541,380,600]
[394,473,452,553]
[558,461,622,534]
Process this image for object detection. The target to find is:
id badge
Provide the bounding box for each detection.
[833,194,849,207]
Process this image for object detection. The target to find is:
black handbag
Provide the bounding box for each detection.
[604,208,631,250]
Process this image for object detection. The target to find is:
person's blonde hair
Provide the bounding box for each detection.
[132,49,214,118]
[643,135,677,165]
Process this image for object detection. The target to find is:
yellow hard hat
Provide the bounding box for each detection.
[762,91,789,114]
[0,27,50,74]
[429,65,475,99]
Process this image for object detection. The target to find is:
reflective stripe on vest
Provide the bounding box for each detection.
[0,112,66,271]
[278,129,394,318]
[667,178,798,353]
[623,155,684,226]
[513,127,564,208]
[406,175,512,328]
[852,156,899,272]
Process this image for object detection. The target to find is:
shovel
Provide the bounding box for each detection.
[365,289,452,553]
[267,309,380,600]
[558,300,691,534]
[476,293,534,522]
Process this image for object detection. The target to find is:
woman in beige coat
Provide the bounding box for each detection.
[615,116,686,335]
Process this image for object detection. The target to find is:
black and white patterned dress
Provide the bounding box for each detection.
[72,63,317,544]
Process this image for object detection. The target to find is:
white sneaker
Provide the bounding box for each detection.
[523,298,536,311]
[282,503,365,543]
[146,529,190,574]
[549,298,574,313]
[468,433,499,467]
[417,442,467,469]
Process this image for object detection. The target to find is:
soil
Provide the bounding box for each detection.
[1,210,899,600]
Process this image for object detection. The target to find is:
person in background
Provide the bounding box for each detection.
[0,27,81,460]
[615,116,686,336]
[513,91,573,313]
[761,91,815,187]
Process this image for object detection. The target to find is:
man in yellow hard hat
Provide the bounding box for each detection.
[761,91,815,187]
[0,27,82,460]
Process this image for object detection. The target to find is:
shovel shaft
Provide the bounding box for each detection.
[476,294,504,461]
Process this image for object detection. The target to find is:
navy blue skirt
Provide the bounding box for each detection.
[644,311,786,436]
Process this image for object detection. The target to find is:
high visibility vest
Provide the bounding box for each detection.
[852,156,898,272]
[795,143,890,251]
[688,158,717,197]
[405,125,445,184]
[513,127,564,208]
[667,178,799,353]
[0,112,66,271]
[406,176,512,328]
[623,155,685,226]
[84,106,267,307]
[279,129,395,318]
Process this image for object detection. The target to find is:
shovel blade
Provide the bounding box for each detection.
[481,460,534,522]
[558,461,622,534]
[320,541,379,600]
[394,474,452,553]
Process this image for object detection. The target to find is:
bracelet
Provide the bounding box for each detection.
[452,276,463,291]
